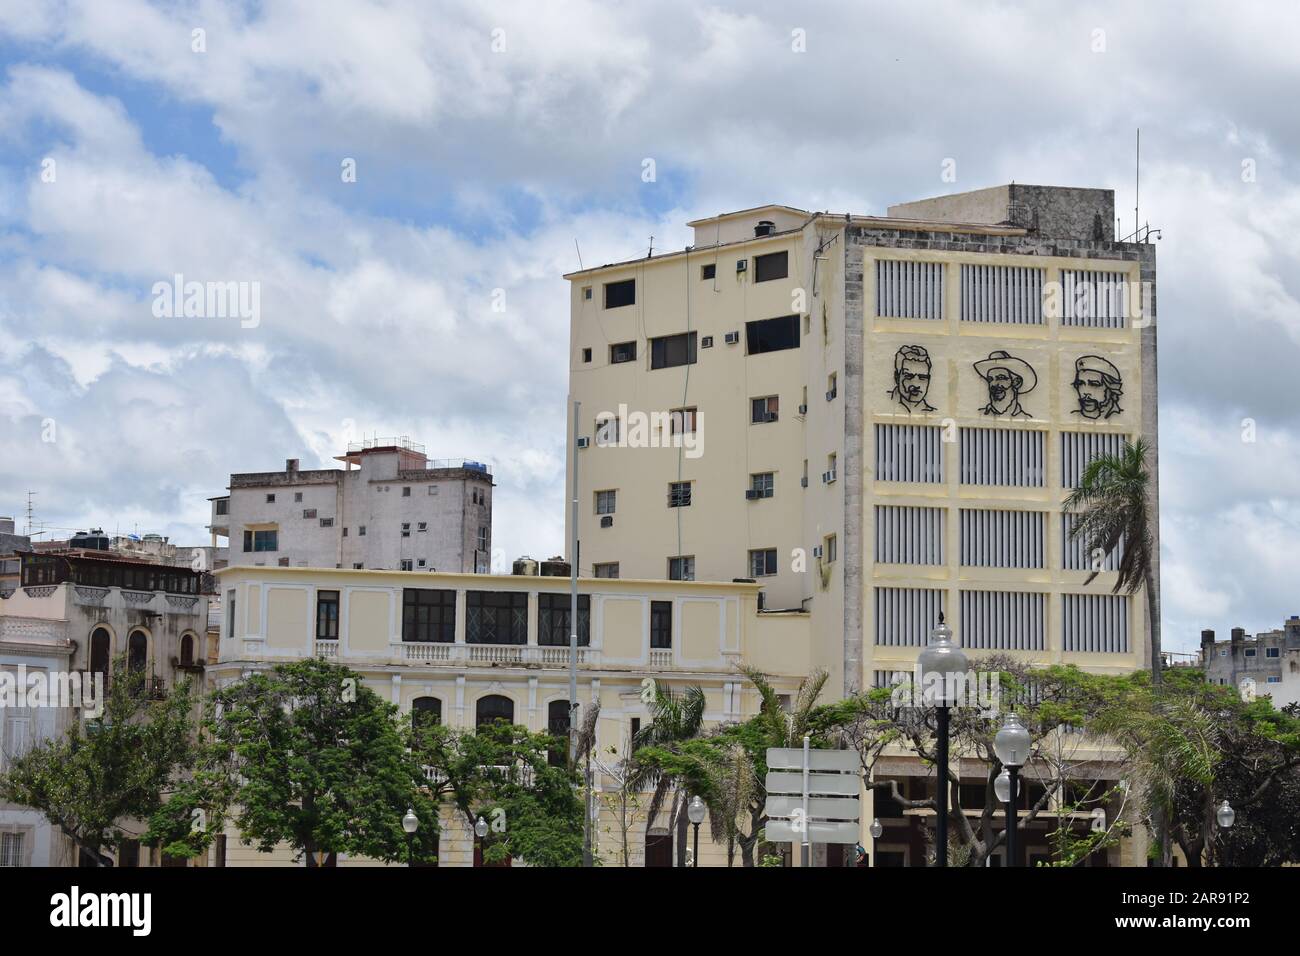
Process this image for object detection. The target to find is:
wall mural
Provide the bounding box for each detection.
[889,345,936,413]
[973,350,1036,419]
[1071,355,1124,419]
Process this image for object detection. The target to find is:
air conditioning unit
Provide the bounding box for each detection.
[745,489,760,500]
[798,403,808,414]
[800,476,809,488]
[736,259,748,273]
[763,412,778,423]
[812,545,823,559]
[826,389,837,401]
[822,469,837,484]
[576,437,590,449]
[600,515,614,528]
[724,331,740,345]
[701,335,714,348]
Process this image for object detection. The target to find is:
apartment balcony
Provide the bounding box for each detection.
[393,642,599,668]
[0,615,70,645]
[314,640,340,660]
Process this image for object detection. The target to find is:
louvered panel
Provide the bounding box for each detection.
[875,506,944,565]
[960,264,1044,324]
[873,587,945,647]
[959,590,1045,651]
[875,424,945,483]
[1061,513,1124,571]
[1062,269,1129,328]
[876,260,944,320]
[1062,593,1130,653]
[1060,432,1129,488]
[960,428,1044,487]
[872,670,911,690]
[959,510,1045,569]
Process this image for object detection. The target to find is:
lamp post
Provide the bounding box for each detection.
[402,808,418,868]
[917,614,968,867]
[994,713,1031,867]
[687,795,706,868]
[474,815,489,865]
[1209,799,1235,866]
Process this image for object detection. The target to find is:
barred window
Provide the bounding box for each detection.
[875,424,944,483]
[537,593,590,647]
[1062,593,1130,653]
[874,506,944,565]
[959,590,1045,651]
[960,428,1044,487]
[959,510,1046,569]
[874,587,945,647]
[876,259,944,320]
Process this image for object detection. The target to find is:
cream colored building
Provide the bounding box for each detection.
[207,564,809,866]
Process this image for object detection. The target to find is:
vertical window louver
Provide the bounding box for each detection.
[874,587,945,647]
[872,670,911,690]
[875,260,944,320]
[875,424,944,483]
[1062,593,1130,653]
[959,510,1045,569]
[1061,513,1124,572]
[1060,432,1129,488]
[874,506,945,565]
[1062,270,1130,329]
[960,264,1044,324]
[960,428,1044,487]
[959,590,1045,650]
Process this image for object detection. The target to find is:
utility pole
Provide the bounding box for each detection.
[568,398,593,866]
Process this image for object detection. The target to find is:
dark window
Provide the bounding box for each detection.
[610,341,637,364]
[227,591,236,639]
[604,279,635,309]
[593,562,619,579]
[547,700,570,767]
[303,508,317,519]
[294,492,302,503]
[538,593,591,646]
[476,694,515,727]
[750,473,775,498]
[751,396,779,423]
[266,494,275,503]
[651,601,672,648]
[180,634,194,666]
[749,548,778,577]
[754,250,789,282]
[89,628,111,677]
[668,481,692,508]
[402,588,456,643]
[215,499,229,516]
[412,696,442,730]
[316,590,340,641]
[582,348,592,363]
[118,841,140,868]
[244,529,278,552]
[466,591,527,645]
[650,332,697,370]
[595,490,617,515]
[701,263,716,280]
[127,631,148,672]
[746,314,800,354]
[668,556,694,581]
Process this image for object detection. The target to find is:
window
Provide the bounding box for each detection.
[875,424,944,483]
[701,263,716,280]
[402,589,456,643]
[751,396,779,423]
[294,492,303,503]
[745,314,799,354]
[582,286,592,300]
[875,506,944,565]
[89,628,111,677]
[1268,676,1282,684]
[547,700,571,767]
[418,522,427,532]
[319,517,334,528]
[215,499,229,515]
[278,557,291,567]
[668,481,692,508]
[651,600,673,648]
[358,525,367,536]
[962,428,1045,487]
[961,264,1045,324]
[749,548,778,577]
[477,527,489,551]
[610,341,637,364]
[342,527,349,537]
[538,593,591,646]
[960,510,1046,569]
[227,590,236,640]
[595,415,621,447]
[316,590,339,641]
[418,559,426,568]
[266,494,276,503]
[824,534,838,563]
[1061,432,1128,489]
[650,332,697,370]
[243,529,278,552]
[604,279,635,309]
[582,348,592,363]
[668,556,695,581]
[753,250,789,283]
[0,832,24,868]
[827,372,837,399]
[428,486,438,496]
[1061,593,1127,653]
[1244,648,1257,658]
[466,591,527,644]
[750,472,774,498]
[412,697,442,730]
[593,562,620,579]
[963,591,1047,651]
[875,259,944,320]
[401,559,414,572]
[475,695,515,727]
[402,523,411,537]
[1062,270,1130,329]
[128,631,148,672]
[670,407,697,435]
[353,562,364,569]
[595,490,617,515]
[1267,647,1281,658]
[402,486,411,497]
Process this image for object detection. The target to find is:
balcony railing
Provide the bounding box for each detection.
[396,643,597,667]
[314,640,339,660]
[649,648,673,667]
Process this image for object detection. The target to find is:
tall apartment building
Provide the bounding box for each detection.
[565,184,1159,699]
[209,437,494,575]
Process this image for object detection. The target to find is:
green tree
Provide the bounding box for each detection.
[412,718,584,867]
[627,681,706,865]
[149,657,438,866]
[0,656,196,865]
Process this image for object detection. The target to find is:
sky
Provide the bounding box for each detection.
[1,0,1298,654]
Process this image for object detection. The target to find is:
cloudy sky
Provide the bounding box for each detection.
[1,1,1298,653]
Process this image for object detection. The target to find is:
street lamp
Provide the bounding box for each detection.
[869,818,883,840]
[687,795,706,868]
[1216,800,1235,830]
[402,808,418,867]
[994,713,1031,868]
[917,614,968,867]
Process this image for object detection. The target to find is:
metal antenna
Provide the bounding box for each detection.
[1135,128,1140,240]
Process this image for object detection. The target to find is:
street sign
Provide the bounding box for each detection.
[765,796,859,820]
[765,771,859,796]
[766,748,858,773]
[766,820,861,844]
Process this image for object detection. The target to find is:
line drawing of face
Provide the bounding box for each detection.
[1074,370,1108,415]
[898,359,931,404]
[1071,356,1123,419]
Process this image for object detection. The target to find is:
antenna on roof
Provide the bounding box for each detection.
[647,235,654,258]
[574,239,583,271]
[1135,128,1140,240]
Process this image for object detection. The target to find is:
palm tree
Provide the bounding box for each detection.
[627,683,706,865]
[1063,437,1161,685]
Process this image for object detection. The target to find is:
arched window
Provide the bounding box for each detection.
[547,700,571,767]
[412,697,442,730]
[475,694,514,728]
[180,634,194,667]
[89,628,111,677]
[128,631,148,672]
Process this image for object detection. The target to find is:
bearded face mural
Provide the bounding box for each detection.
[973,350,1036,418]
[1072,355,1123,419]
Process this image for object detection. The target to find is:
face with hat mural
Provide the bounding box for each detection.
[1072,355,1123,419]
[973,350,1036,418]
